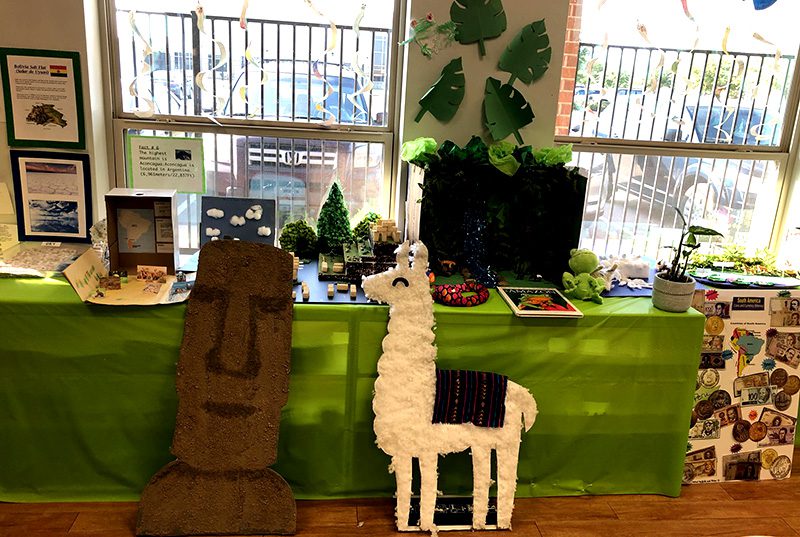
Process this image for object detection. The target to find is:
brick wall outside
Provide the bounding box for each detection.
[555,0,583,137]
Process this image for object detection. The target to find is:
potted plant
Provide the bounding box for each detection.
[653,209,723,312]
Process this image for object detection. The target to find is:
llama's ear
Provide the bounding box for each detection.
[412,242,428,270]
[395,241,410,266]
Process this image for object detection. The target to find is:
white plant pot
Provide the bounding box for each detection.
[652,273,696,313]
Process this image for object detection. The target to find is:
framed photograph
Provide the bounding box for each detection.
[497,287,584,318]
[10,150,92,242]
[0,48,85,149]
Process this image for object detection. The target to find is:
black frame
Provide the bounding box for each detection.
[10,150,92,243]
[0,48,86,149]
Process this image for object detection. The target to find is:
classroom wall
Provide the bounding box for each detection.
[400,0,569,150]
[0,0,109,226]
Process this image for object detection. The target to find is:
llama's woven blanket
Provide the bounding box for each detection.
[432,369,508,428]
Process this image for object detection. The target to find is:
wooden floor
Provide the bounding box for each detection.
[2,449,799,537]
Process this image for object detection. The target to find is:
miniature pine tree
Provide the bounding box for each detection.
[317,182,353,253]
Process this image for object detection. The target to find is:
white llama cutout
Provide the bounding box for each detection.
[362,241,537,533]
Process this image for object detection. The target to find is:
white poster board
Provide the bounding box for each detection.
[686,288,799,484]
[126,135,206,194]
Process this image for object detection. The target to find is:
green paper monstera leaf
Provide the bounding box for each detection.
[483,77,534,144]
[498,19,551,85]
[450,0,507,57]
[415,57,465,123]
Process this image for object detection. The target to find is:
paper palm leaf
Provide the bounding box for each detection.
[415,57,465,123]
[498,19,551,85]
[450,0,507,57]
[483,77,534,144]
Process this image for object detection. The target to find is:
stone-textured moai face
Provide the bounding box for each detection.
[172,240,294,471]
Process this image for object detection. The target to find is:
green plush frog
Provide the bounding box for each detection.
[562,248,605,304]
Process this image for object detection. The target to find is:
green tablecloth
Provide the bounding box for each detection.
[0,276,704,502]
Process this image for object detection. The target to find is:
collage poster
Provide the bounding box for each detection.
[686,289,799,484]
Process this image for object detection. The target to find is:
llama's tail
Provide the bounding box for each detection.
[512,383,538,433]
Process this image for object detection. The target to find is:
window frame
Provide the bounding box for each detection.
[101,0,405,230]
[555,7,800,253]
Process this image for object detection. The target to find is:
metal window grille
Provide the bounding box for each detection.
[106,3,400,256]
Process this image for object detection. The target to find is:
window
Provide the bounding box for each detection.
[106,1,398,256]
[557,0,800,258]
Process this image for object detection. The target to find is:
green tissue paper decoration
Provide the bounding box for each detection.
[415,57,465,123]
[488,141,520,176]
[352,211,381,242]
[450,0,507,57]
[498,19,551,85]
[317,182,353,253]
[484,77,534,144]
[401,137,439,162]
[278,220,318,259]
[533,144,573,166]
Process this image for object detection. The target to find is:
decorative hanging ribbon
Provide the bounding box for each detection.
[236,0,268,116]
[347,3,374,120]
[127,11,155,118]
[304,0,339,125]
[195,3,229,116]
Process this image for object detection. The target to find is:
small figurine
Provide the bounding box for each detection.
[176,271,186,283]
[327,283,335,299]
[349,284,357,300]
[562,249,605,304]
[301,281,310,301]
[336,282,348,292]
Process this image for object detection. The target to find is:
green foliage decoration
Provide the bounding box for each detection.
[353,211,382,242]
[498,19,551,85]
[484,77,534,144]
[450,0,507,57]
[415,57,465,123]
[278,220,318,259]
[317,182,353,253]
[406,136,587,283]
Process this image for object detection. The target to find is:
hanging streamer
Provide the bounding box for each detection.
[127,11,155,118]
[348,3,375,119]
[237,0,268,116]
[722,26,731,55]
[195,4,230,116]
[303,0,338,125]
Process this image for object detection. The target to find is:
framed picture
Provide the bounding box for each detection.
[0,48,85,149]
[10,150,92,242]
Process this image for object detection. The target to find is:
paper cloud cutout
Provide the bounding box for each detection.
[211,236,219,241]
[205,227,221,237]
[245,204,263,220]
[257,226,272,237]
[206,208,224,219]
[230,215,246,226]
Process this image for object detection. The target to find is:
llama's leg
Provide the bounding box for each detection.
[496,441,521,529]
[418,452,439,533]
[471,446,492,529]
[391,455,412,531]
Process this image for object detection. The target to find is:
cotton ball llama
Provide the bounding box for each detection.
[362,241,537,534]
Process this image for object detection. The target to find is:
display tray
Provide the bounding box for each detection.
[293,259,376,305]
[691,271,800,289]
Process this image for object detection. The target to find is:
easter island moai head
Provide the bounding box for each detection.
[172,240,294,470]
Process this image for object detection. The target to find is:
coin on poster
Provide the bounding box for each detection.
[783,375,800,396]
[709,389,731,410]
[732,419,751,443]
[695,399,715,420]
[773,390,791,411]
[770,368,788,388]
[761,448,778,469]
[770,455,792,480]
[705,315,725,335]
[749,420,768,442]
[699,369,720,388]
